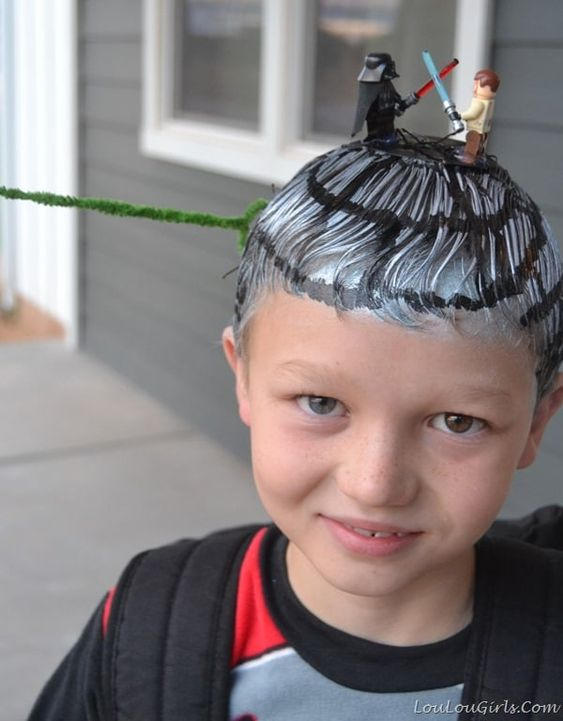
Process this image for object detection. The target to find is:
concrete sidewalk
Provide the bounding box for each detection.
[1,341,267,720]
[2,342,561,719]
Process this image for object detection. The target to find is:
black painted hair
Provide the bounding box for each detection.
[234,135,562,397]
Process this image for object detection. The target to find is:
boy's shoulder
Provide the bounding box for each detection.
[100,523,266,721]
[479,508,563,609]
[479,505,563,637]
[489,504,563,550]
[467,516,563,712]
[28,524,267,721]
[107,522,266,634]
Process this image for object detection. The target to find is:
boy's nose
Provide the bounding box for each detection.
[335,429,419,508]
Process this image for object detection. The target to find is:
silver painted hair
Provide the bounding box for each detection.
[234,138,562,398]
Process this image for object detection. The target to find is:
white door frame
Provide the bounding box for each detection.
[2,0,79,347]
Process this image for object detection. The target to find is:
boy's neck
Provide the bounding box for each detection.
[285,542,475,647]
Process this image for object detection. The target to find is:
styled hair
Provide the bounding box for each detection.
[233,137,562,398]
[475,69,500,92]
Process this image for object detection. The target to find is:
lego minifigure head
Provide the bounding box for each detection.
[358,52,399,83]
[473,68,500,99]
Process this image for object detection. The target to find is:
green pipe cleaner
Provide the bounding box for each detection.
[0,185,269,252]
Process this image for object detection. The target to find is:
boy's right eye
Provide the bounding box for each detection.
[296,395,346,417]
[430,412,486,435]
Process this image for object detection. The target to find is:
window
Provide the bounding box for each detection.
[174,1,262,130]
[142,0,492,184]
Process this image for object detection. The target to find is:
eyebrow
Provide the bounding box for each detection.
[274,361,339,382]
[450,385,514,402]
[275,363,517,404]
[435,384,521,414]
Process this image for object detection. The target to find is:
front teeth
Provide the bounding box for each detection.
[349,526,407,538]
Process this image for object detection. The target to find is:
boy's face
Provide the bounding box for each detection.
[223,291,562,623]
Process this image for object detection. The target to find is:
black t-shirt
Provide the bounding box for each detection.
[229,526,469,720]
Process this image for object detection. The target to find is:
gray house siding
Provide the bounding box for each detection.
[488,0,563,249]
[79,0,268,459]
[79,0,563,462]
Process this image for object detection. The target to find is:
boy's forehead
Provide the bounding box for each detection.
[244,291,538,412]
[253,289,503,340]
[250,291,535,376]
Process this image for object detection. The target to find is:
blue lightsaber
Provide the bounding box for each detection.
[422,50,464,133]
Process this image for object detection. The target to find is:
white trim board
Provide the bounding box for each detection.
[6,0,78,346]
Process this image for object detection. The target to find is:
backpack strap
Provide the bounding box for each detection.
[490,505,563,550]
[101,524,264,721]
[459,536,563,720]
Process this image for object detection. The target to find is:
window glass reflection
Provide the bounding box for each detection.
[175,0,262,130]
[306,0,456,141]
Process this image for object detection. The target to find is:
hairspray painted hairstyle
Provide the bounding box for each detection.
[234,138,562,398]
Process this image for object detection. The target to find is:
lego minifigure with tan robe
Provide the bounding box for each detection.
[460,69,500,163]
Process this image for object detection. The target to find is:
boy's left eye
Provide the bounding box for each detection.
[297,395,346,417]
[431,413,486,435]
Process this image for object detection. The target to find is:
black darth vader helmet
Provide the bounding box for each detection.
[358,52,399,82]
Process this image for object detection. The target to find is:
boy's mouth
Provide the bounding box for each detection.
[347,526,409,538]
[322,515,421,557]
[325,515,417,537]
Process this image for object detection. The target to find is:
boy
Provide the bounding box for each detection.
[29,135,563,718]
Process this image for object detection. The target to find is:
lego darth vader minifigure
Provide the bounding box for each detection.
[352,52,416,142]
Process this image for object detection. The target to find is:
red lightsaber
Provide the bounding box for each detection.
[415,58,459,99]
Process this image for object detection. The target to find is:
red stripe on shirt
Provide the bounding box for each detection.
[231,527,287,667]
[102,586,116,638]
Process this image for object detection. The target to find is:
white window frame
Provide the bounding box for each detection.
[141,0,492,186]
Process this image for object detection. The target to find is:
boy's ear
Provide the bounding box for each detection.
[518,374,563,469]
[222,326,251,427]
